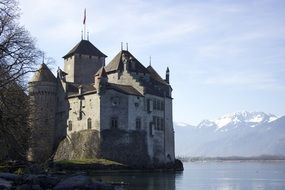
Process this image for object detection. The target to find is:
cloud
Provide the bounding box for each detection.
[204,71,283,90]
[18,0,285,122]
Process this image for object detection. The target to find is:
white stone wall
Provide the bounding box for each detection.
[106,69,175,164]
[99,89,129,131]
[107,71,144,94]
[64,56,75,83]
[143,94,169,163]
[126,95,145,131]
[65,63,175,165]
[67,93,100,135]
[164,97,175,162]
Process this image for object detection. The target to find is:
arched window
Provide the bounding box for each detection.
[68,121,72,131]
[87,118,92,129]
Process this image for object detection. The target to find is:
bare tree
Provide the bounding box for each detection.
[0,0,42,162]
[0,0,42,88]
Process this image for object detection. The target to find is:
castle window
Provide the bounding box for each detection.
[149,123,154,137]
[152,116,164,131]
[147,99,153,112]
[68,121,72,131]
[153,116,157,130]
[87,118,92,129]
[152,99,164,111]
[153,99,157,110]
[156,117,160,130]
[111,117,118,129]
[136,118,141,130]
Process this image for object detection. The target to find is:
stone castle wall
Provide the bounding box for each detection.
[67,93,100,135]
[28,81,57,162]
[64,54,105,84]
[100,129,150,167]
[107,71,144,94]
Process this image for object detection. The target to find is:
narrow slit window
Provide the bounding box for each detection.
[87,118,92,129]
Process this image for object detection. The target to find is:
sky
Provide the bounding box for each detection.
[19,0,285,125]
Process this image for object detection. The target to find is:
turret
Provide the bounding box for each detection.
[57,67,68,91]
[94,67,108,94]
[63,40,107,84]
[165,67,170,84]
[28,63,58,162]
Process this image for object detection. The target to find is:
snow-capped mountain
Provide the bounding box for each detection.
[197,111,278,129]
[175,111,285,157]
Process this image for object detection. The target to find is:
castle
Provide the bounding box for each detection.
[28,38,175,167]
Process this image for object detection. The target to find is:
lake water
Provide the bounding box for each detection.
[92,162,285,190]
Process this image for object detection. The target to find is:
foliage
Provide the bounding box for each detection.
[0,0,42,162]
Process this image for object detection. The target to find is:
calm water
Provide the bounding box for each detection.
[92,162,285,190]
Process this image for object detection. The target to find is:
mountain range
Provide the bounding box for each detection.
[174,111,285,157]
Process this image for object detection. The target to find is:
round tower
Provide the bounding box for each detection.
[27,63,57,162]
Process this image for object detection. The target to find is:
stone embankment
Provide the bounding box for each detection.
[0,172,122,190]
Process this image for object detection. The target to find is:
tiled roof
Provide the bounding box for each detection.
[30,63,56,83]
[63,40,107,59]
[147,65,169,85]
[67,82,142,97]
[104,51,124,72]
[66,83,96,95]
[107,83,143,96]
[105,50,149,74]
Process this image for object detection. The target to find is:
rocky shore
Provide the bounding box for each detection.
[0,172,122,190]
[0,159,183,190]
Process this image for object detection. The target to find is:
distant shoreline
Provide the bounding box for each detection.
[178,155,285,162]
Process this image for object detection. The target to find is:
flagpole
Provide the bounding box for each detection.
[83,8,86,40]
[84,22,86,40]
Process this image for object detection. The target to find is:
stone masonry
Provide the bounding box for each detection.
[29,39,175,167]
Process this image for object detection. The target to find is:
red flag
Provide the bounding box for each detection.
[83,9,86,24]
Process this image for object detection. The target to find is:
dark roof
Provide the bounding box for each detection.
[105,50,149,74]
[104,51,123,72]
[66,83,96,96]
[30,63,56,83]
[67,82,142,97]
[147,65,169,85]
[107,83,143,96]
[63,40,107,59]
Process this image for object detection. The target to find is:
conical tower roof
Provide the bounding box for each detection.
[30,63,56,83]
[63,40,107,59]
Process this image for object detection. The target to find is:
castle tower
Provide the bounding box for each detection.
[28,63,58,162]
[94,67,108,94]
[63,40,107,84]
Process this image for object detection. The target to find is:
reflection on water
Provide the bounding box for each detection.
[92,162,285,190]
[92,171,182,190]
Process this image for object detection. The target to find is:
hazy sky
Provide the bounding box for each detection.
[19,0,285,125]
